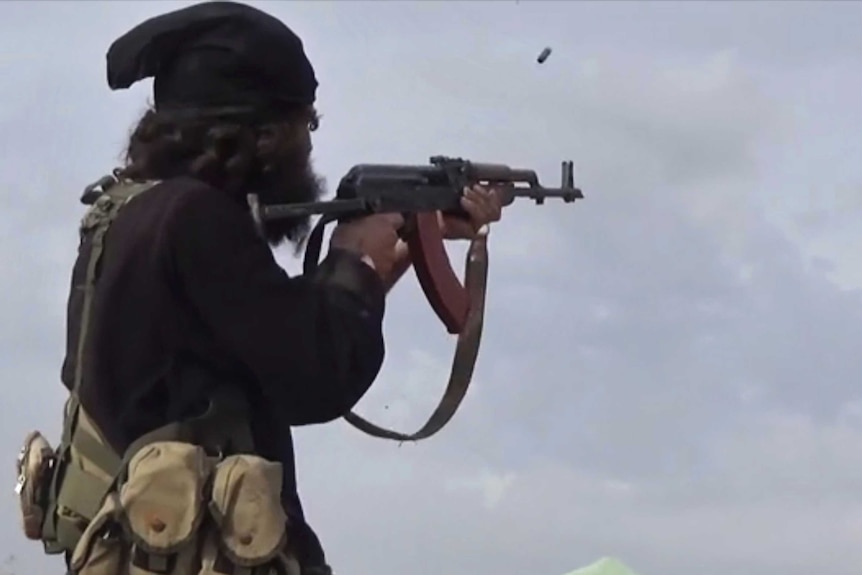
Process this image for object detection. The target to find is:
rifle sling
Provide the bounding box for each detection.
[343,231,488,441]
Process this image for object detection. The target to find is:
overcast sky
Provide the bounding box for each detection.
[2,1,861,574]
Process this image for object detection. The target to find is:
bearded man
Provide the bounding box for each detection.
[27,2,503,575]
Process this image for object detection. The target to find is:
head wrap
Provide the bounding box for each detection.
[106,1,318,119]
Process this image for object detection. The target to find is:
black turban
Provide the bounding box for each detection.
[106,1,318,119]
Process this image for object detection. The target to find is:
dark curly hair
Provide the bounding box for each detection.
[118,104,325,248]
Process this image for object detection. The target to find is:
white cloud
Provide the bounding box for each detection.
[2,2,862,575]
[444,469,517,510]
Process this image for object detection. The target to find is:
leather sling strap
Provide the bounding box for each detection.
[343,229,489,441]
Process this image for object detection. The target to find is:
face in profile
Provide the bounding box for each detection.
[253,112,326,249]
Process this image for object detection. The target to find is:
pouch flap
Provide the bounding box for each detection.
[70,493,122,571]
[209,454,287,566]
[119,441,213,554]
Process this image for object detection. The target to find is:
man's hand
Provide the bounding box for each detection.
[331,185,502,290]
[330,213,405,280]
[439,185,503,240]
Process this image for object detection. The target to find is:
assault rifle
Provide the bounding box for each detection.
[250,155,582,227]
[248,155,583,334]
[253,155,585,443]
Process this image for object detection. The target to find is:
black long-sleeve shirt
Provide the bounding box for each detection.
[60,176,386,566]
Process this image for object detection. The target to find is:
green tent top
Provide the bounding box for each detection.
[563,557,638,575]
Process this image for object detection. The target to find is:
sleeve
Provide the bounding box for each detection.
[169,184,386,426]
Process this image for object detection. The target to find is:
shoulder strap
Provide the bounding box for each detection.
[73,179,158,392]
[62,178,159,455]
[41,178,158,554]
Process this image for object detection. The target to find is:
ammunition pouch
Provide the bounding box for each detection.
[29,385,272,564]
[15,431,56,540]
[69,441,298,575]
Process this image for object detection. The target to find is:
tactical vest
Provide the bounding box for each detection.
[15,177,300,575]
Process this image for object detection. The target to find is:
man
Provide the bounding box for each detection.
[27,1,503,574]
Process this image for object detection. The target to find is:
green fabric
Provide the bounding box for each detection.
[563,557,639,575]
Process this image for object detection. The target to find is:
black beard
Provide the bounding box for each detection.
[252,156,326,251]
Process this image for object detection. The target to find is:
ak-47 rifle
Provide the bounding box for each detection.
[248,155,584,443]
